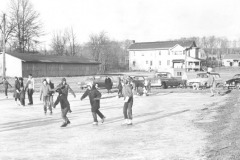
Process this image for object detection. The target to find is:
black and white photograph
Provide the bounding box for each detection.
[0,0,240,159]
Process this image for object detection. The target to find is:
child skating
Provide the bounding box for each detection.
[53,89,71,127]
[81,82,105,125]
[0,77,12,99]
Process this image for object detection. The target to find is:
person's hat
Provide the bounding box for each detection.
[62,78,66,82]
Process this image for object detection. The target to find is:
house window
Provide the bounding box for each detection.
[177,72,182,76]
[167,60,170,65]
[133,61,136,66]
[159,61,161,65]
[150,61,153,66]
[146,61,148,64]
[159,51,161,55]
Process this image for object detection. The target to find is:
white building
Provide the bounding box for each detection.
[128,41,206,75]
[222,54,240,67]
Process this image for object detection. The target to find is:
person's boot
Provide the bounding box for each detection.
[92,122,98,125]
[127,119,132,125]
[61,122,67,127]
[101,117,106,123]
[122,119,128,125]
[67,120,71,124]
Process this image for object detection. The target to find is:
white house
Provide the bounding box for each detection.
[128,41,206,75]
[222,54,240,67]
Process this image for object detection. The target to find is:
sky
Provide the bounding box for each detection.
[0,0,240,48]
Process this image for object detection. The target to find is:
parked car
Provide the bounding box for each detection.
[150,72,183,89]
[187,72,224,89]
[78,75,119,89]
[224,74,240,89]
[129,75,146,88]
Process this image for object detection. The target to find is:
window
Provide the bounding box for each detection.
[159,61,161,65]
[159,51,161,55]
[177,72,182,76]
[133,61,136,66]
[146,61,148,64]
[167,60,170,65]
[150,61,153,66]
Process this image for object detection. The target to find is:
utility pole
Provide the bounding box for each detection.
[2,13,6,78]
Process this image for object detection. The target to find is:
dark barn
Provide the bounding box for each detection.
[3,53,100,77]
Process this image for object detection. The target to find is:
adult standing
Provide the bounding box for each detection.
[40,79,52,115]
[122,78,134,125]
[207,72,216,97]
[13,77,21,106]
[25,74,35,105]
[19,77,25,106]
[182,72,188,89]
[105,76,112,93]
[0,77,12,98]
[46,78,55,110]
[81,82,105,125]
[117,77,123,98]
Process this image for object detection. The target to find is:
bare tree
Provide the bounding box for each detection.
[50,31,67,56]
[88,31,109,72]
[65,27,78,56]
[7,0,43,53]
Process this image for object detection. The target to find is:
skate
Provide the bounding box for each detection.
[127,119,133,125]
[121,119,128,125]
[92,122,98,125]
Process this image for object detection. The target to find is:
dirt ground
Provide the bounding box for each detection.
[0,87,231,160]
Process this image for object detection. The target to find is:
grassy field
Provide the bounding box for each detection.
[0,67,239,94]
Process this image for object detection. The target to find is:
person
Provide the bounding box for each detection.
[46,78,55,110]
[117,77,123,98]
[53,89,71,127]
[57,78,76,113]
[13,77,21,106]
[40,79,52,115]
[81,82,106,125]
[122,77,134,125]
[25,74,35,105]
[207,72,216,97]
[0,77,12,98]
[19,77,25,106]
[182,72,188,89]
[105,76,113,93]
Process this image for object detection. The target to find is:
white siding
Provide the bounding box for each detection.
[0,54,22,77]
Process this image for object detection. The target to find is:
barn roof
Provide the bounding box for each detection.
[4,53,100,64]
[128,41,196,50]
[223,54,240,60]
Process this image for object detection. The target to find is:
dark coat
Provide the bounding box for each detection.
[48,82,55,96]
[54,94,70,110]
[13,80,20,98]
[57,83,75,97]
[105,77,113,90]
[81,88,102,112]
[19,82,25,99]
[0,80,12,89]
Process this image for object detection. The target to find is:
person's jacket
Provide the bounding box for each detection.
[57,83,75,97]
[81,87,101,112]
[122,84,133,99]
[0,80,12,89]
[48,82,55,96]
[40,84,51,98]
[54,94,70,109]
